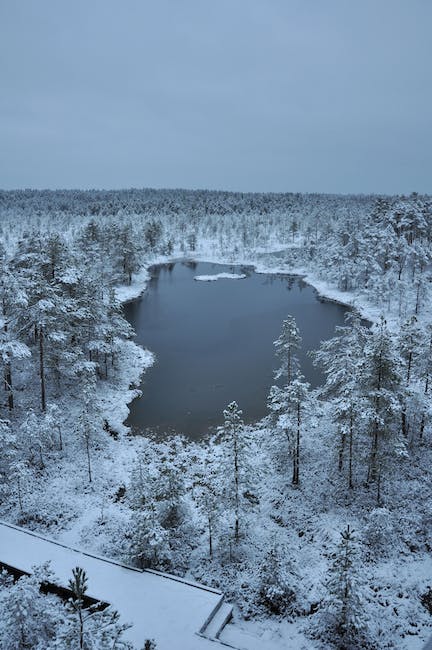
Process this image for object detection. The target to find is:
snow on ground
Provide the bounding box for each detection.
[0,273,157,557]
[108,252,432,650]
[0,521,224,650]
[98,340,154,436]
[7,247,431,650]
[114,267,151,303]
[220,619,311,650]
[194,272,247,281]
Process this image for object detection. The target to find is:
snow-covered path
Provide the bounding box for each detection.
[0,521,228,649]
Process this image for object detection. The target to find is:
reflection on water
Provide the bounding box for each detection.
[124,261,349,439]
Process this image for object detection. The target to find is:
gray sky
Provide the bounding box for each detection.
[1,1,431,194]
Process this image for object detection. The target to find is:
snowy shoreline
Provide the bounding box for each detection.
[184,251,383,327]
[113,248,378,436]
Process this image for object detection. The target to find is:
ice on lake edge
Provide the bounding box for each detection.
[194,272,247,282]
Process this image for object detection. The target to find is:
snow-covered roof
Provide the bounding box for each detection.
[0,521,228,650]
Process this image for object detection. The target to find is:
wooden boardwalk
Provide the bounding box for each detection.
[0,520,232,649]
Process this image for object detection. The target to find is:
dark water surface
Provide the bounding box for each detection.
[124,261,349,439]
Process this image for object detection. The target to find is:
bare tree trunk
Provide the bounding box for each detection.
[234,436,239,543]
[208,516,213,558]
[369,344,383,483]
[415,281,421,314]
[78,607,84,650]
[57,424,63,451]
[292,402,300,485]
[368,421,379,483]
[338,427,345,471]
[17,475,23,513]
[287,347,291,385]
[3,315,14,409]
[86,431,92,483]
[83,414,92,483]
[39,325,46,411]
[402,348,413,437]
[420,372,429,441]
[420,335,432,440]
[4,361,13,410]
[377,464,382,505]
[401,410,407,438]
[348,409,354,489]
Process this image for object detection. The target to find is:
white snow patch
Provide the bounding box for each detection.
[194,272,247,282]
[220,620,313,650]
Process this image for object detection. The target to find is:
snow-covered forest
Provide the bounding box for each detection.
[1,188,432,649]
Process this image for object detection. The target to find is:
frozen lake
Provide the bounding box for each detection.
[124,261,349,439]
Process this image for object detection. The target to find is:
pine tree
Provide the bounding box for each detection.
[398,315,423,440]
[286,373,310,485]
[0,419,17,499]
[419,324,432,440]
[68,567,87,650]
[128,437,191,566]
[192,445,221,558]
[10,459,30,513]
[18,409,55,469]
[258,546,297,615]
[76,364,98,483]
[59,566,134,649]
[319,526,367,647]
[142,641,157,650]
[217,401,250,544]
[313,315,369,488]
[0,246,30,411]
[269,317,307,484]
[117,224,142,285]
[273,316,301,385]
[361,317,403,497]
[12,234,69,411]
[129,504,171,569]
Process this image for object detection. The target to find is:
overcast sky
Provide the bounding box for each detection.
[1,1,431,194]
